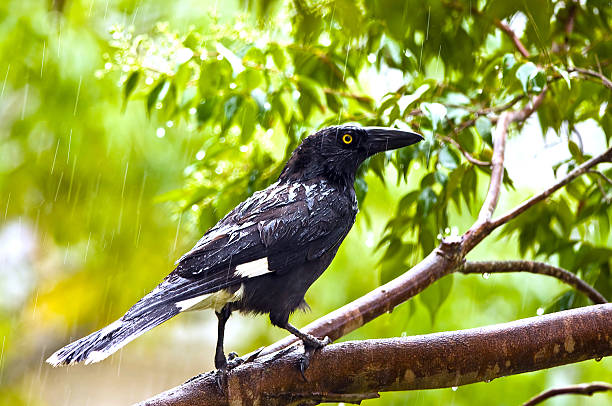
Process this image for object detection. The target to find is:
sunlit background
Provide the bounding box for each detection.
[1,0,611,405]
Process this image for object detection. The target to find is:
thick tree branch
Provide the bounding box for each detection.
[523,382,612,406]
[138,304,612,406]
[461,261,608,304]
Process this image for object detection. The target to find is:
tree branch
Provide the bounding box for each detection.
[437,134,491,166]
[490,146,612,230]
[568,66,612,90]
[494,19,530,58]
[461,261,608,304]
[588,169,612,186]
[463,89,547,252]
[138,304,612,406]
[523,382,612,406]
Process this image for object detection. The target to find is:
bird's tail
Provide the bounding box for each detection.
[46,291,180,366]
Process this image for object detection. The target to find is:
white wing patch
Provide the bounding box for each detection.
[175,284,245,312]
[235,257,271,278]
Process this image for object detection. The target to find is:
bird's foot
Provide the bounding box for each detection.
[298,335,331,382]
[215,355,243,393]
[214,349,265,392]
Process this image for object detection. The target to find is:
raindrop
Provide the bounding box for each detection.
[105,62,112,70]
[536,307,544,316]
[40,42,46,77]
[263,102,271,110]
[191,204,198,212]
[482,273,490,279]
[367,53,376,63]
[485,379,491,383]
[145,76,154,85]
[292,90,300,99]
[189,107,197,115]
[265,128,273,136]
[196,150,206,160]
[73,76,82,116]
[444,227,450,234]
[452,386,458,391]
[156,128,166,138]
[166,120,174,128]
[229,83,237,89]
[239,145,248,153]
[1,64,10,98]
[595,357,603,362]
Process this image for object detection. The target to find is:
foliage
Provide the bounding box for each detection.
[0,0,610,405]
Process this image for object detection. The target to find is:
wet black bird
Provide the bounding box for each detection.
[46,125,423,376]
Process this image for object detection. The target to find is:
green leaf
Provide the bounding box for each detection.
[438,146,459,170]
[515,62,539,93]
[123,71,140,111]
[296,75,326,109]
[146,79,166,116]
[553,66,571,89]
[268,43,287,70]
[236,68,264,92]
[475,116,493,146]
[502,53,517,73]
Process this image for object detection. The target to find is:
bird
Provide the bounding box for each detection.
[46,124,423,380]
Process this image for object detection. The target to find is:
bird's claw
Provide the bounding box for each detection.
[298,335,331,382]
[215,353,246,393]
[215,368,227,393]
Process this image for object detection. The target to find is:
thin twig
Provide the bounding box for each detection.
[437,135,490,166]
[568,66,612,90]
[494,19,530,58]
[588,169,612,186]
[523,382,612,406]
[461,261,607,304]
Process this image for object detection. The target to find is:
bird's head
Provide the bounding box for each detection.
[279,125,423,183]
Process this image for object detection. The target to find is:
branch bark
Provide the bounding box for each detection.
[523,382,612,406]
[138,304,612,406]
[461,261,608,305]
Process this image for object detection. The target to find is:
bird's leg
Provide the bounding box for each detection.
[214,305,231,371]
[215,304,245,391]
[283,322,331,381]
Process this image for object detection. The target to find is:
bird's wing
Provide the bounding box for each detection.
[131,179,355,313]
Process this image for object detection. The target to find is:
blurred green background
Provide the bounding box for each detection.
[0,0,610,405]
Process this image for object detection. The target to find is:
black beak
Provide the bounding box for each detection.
[364,127,424,156]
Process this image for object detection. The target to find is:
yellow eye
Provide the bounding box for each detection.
[342,134,353,144]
